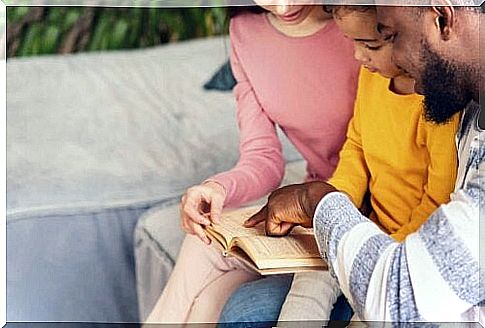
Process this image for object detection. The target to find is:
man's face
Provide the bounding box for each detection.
[376,6,473,124]
[375,7,423,88]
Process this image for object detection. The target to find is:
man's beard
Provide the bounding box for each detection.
[420,41,472,124]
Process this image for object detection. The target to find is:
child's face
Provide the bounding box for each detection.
[334,10,402,79]
[253,0,314,25]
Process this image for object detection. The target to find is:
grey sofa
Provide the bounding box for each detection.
[7,36,302,323]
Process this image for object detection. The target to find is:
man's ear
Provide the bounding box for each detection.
[431,1,456,41]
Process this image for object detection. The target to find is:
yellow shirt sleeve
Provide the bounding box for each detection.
[391,112,460,242]
[328,92,370,209]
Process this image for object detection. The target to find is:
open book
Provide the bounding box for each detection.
[205,205,327,275]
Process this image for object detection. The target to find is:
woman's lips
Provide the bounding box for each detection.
[278,10,303,22]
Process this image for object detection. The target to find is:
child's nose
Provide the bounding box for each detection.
[354,47,370,64]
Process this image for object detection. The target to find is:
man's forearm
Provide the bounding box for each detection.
[313,191,480,322]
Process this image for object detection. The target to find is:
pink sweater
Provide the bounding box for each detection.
[210,12,360,208]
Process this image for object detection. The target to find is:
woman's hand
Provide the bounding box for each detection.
[180,181,227,244]
[243,181,337,236]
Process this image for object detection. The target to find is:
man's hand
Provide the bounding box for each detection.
[243,181,337,236]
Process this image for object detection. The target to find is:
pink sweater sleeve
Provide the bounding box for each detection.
[206,38,285,208]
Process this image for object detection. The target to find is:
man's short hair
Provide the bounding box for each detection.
[371,0,481,6]
[324,0,483,14]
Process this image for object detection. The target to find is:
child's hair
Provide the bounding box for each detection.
[323,5,375,18]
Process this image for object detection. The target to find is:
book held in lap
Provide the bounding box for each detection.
[205,205,327,275]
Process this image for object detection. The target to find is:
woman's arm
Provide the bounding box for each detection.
[207,26,285,208]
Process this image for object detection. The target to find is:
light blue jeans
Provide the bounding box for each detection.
[217,274,353,327]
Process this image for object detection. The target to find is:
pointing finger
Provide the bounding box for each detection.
[244,206,268,228]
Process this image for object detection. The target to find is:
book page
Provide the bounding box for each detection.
[233,234,326,271]
[206,205,326,272]
[235,233,321,260]
[205,229,229,251]
[206,205,266,242]
[227,246,326,275]
[208,205,314,240]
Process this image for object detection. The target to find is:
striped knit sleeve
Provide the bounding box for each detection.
[313,187,481,323]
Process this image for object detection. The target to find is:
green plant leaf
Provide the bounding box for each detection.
[110,19,129,49]
[43,25,60,54]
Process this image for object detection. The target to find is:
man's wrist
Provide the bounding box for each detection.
[302,181,337,219]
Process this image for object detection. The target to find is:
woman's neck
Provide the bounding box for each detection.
[267,6,333,37]
[390,75,416,95]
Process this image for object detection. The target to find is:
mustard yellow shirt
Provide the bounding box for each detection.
[328,68,460,242]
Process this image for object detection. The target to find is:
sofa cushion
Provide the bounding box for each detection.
[203,59,237,91]
[7,36,301,221]
[7,204,148,322]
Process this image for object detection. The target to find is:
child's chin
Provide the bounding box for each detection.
[364,66,379,74]
[380,71,399,79]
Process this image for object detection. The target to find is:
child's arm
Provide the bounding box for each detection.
[390,113,461,242]
[327,82,370,209]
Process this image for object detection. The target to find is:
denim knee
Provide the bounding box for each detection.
[218,274,293,327]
